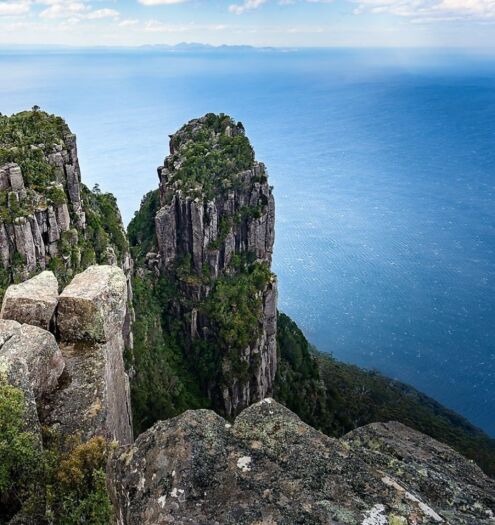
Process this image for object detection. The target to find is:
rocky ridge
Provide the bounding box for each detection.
[138,113,277,418]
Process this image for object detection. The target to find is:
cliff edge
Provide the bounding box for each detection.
[110,399,495,525]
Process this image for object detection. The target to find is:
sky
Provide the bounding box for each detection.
[0,0,495,48]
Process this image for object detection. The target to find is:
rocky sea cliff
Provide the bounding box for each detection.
[0,110,494,524]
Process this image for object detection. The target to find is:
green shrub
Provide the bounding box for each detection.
[167,114,255,200]
[45,436,113,525]
[0,377,114,523]
[0,379,43,521]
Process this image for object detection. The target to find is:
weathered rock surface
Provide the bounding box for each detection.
[345,421,495,524]
[0,271,58,329]
[110,399,495,525]
[0,319,64,399]
[57,265,128,343]
[153,115,278,417]
[44,266,133,444]
[0,354,41,441]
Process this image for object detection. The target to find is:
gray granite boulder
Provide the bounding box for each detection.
[109,399,495,525]
[344,421,495,524]
[57,265,127,343]
[1,271,59,329]
[8,164,25,191]
[0,319,64,399]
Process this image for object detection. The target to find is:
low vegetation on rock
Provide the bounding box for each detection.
[0,378,113,524]
[165,113,254,201]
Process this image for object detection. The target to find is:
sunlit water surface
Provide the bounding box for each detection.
[1,48,494,434]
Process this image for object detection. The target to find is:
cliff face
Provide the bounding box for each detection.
[0,111,133,322]
[135,114,277,418]
[0,129,84,281]
[110,399,495,525]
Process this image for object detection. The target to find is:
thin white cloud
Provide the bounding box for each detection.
[86,7,119,19]
[229,0,267,15]
[0,1,30,16]
[39,1,86,19]
[119,17,139,26]
[145,19,189,30]
[139,0,188,5]
[230,0,333,11]
[354,0,495,20]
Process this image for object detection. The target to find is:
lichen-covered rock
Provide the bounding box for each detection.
[44,266,133,445]
[344,421,495,524]
[1,271,59,329]
[0,352,41,440]
[0,319,64,399]
[57,265,127,343]
[109,399,495,525]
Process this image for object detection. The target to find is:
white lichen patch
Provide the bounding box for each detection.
[260,398,273,404]
[381,476,443,523]
[170,487,184,498]
[137,476,146,492]
[362,504,387,525]
[225,423,232,429]
[237,456,252,472]
[158,495,166,508]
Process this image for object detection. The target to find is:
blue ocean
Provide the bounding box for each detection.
[1,47,494,435]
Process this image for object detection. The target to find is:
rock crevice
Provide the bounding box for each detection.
[0,266,133,446]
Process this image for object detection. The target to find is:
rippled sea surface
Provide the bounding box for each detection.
[1,47,494,434]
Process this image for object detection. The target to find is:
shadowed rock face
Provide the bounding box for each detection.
[152,114,278,417]
[109,399,495,525]
[45,265,133,444]
[0,271,58,329]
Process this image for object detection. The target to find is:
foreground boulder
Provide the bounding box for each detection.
[0,320,64,399]
[0,271,58,329]
[344,421,495,524]
[109,399,495,525]
[44,265,133,445]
